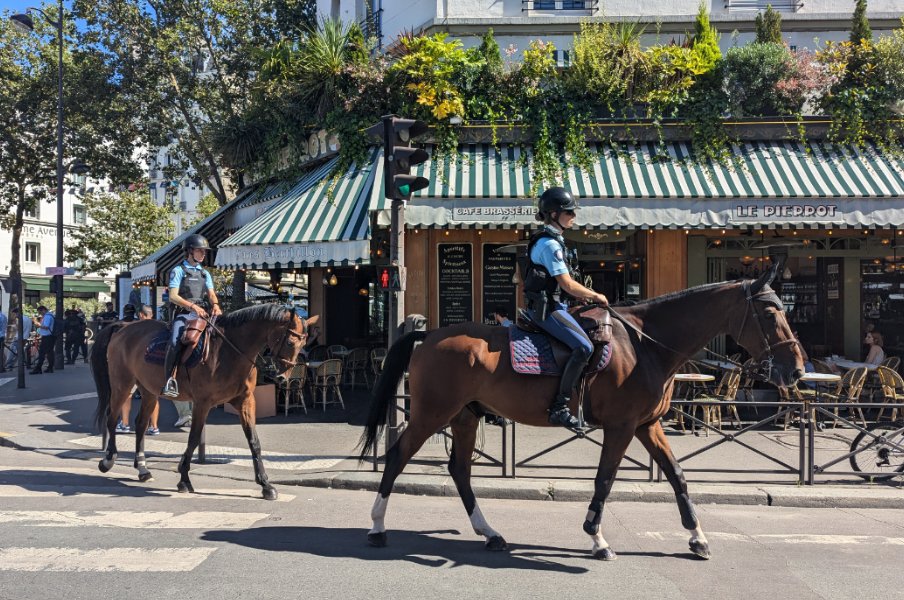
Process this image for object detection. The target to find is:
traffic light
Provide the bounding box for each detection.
[367,115,430,201]
[377,265,405,292]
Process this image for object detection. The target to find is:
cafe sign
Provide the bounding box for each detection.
[731,202,840,223]
[215,239,369,268]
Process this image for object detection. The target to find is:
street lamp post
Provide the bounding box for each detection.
[12,0,67,370]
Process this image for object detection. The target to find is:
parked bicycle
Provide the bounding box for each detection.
[849,421,904,481]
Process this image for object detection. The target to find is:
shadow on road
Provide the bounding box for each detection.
[202,526,596,572]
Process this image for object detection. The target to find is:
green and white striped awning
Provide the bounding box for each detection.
[378,141,904,230]
[215,148,380,269]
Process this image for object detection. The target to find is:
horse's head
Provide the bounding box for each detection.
[267,313,319,378]
[732,264,805,387]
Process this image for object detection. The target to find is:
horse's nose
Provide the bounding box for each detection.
[791,368,804,383]
[275,375,287,385]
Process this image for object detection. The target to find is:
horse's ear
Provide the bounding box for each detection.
[750,262,780,295]
[305,314,320,326]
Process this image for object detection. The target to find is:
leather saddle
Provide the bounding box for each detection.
[510,305,613,376]
[144,319,210,368]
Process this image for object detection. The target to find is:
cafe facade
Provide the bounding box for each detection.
[382,140,904,362]
[135,134,904,359]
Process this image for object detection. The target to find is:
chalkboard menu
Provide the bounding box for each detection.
[438,243,473,327]
[482,244,517,324]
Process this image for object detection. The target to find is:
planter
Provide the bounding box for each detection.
[224,383,277,419]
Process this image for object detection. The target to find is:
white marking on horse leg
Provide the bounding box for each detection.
[690,524,708,547]
[368,494,388,535]
[469,504,501,541]
[100,455,117,471]
[586,510,610,554]
[135,455,151,479]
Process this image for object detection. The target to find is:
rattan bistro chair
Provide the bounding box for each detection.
[695,368,742,433]
[876,365,904,422]
[823,366,868,429]
[370,348,387,389]
[312,359,345,411]
[344,347,370,389]
[277,363,308,416]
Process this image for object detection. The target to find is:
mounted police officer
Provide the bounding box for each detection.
[523,187,608,428]
[161,233,222,397]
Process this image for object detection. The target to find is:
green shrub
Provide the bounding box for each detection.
[755,5,783,44]
[725,43,793,116]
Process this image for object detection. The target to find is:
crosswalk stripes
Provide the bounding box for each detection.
[67,435,347,471]
[0,474,283,573]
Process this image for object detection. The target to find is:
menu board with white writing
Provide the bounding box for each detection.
[438,243,473,327]
[482,244,517,324]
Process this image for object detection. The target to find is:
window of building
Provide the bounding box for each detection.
[25,203,39,219]
[725,0,801,12]
[528,1,595,10]
[25,242,40,263]
[73,204,87,225]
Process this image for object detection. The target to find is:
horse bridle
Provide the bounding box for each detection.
[202,310,308,375]
[733,283,802,382]
[606,283,799,383]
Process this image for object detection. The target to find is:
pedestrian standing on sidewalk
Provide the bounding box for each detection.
[5,308,32,370]
[30,306,56,375]
[63,305,87,365]
[0,308,7,373]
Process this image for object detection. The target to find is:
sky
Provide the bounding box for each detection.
[1,1,34,15]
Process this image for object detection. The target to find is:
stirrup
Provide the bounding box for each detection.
[548,406,581,429]
[162,377,179,398]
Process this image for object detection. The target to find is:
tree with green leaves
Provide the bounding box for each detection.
[1,8,141,311]
[65,190,175,276]
[850,0,872,43]
[755,5,783,44]
[74,0,317,205]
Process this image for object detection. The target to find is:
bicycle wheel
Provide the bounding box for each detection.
[849,423,904,482]
[443,419,486,463]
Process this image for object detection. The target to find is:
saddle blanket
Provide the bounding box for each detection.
[509,327,612,376]
[144,330,206,368]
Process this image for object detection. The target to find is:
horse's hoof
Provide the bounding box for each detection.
[485,536,508,551]
[98,459,113,473]
[176,481,194,494]
[689,540,711,560]
[593,547,617,561]
[138,472,154,483]
[262,487,278,501]
[367,532,387,547]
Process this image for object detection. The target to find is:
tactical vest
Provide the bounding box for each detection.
[171,264,210,317]
[521,227,579,319]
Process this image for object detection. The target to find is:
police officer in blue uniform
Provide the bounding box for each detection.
[523,187,608,428]
[161,234,222,397]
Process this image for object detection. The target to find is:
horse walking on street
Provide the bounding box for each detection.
[360,265,804,560]
[90,304,313,499]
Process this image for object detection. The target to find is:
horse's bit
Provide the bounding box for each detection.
[202,311,307,374]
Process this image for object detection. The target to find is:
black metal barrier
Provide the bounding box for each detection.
[371,394,904,485]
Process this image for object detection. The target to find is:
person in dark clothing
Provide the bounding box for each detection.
[95,302,118,331]
[64,305,87,365]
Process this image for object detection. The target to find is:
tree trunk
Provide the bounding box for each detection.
[8,187,26,310]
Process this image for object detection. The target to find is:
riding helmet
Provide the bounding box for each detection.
[181,233,210,252]
[537,187,578,217]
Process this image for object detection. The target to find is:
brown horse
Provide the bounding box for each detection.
[359,265,804,559]
[90,304,313,499]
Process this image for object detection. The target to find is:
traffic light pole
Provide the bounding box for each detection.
[387,196,405,447]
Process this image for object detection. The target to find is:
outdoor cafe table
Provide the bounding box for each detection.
[798,373,841,410]
[674,373,716,383]
[825,357,878,371]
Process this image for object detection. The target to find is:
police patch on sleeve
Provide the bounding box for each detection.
[554,249,564,261]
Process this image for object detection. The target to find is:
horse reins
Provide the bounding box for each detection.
[604,283,798,383]
[197,310,307,378]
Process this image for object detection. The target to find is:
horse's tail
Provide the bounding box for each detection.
[357,330,428,460]
[90,323,124,433]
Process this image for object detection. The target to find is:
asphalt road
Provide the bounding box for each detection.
[1,445,902,600]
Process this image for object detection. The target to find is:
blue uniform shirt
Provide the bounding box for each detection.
[529,235,569,277]
[38,313,54,336]
[168,260,214,291]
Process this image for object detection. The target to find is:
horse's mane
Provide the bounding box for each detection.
[217,303,291,328]
[626,280,751,308]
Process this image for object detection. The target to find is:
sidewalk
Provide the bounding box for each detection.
[1,363,902,508]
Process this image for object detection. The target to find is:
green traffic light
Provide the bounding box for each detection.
[398,183,410,196]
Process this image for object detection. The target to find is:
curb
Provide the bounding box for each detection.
[270,472,904,510]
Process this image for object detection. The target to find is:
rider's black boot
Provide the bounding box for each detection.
[548,350,590,428]
[160,342,183,398]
